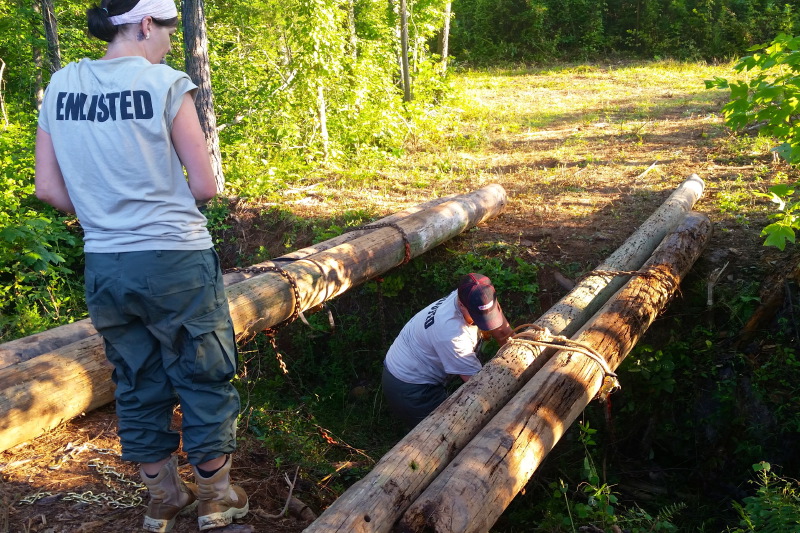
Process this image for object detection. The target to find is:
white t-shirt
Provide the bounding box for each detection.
[384,291,482,385]
[38,56,212,253]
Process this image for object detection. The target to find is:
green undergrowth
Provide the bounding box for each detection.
[0,125,86,340]
[231,239,542,495]
[491,266,800,531]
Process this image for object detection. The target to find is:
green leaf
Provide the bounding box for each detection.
[752,462,771,472]
[761,224,796,250]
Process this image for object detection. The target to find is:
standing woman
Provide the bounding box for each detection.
[34,0,248,530]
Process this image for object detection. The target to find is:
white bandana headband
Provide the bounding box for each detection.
[108,0,178,25]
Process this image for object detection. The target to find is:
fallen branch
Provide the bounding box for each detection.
[256,466,300,519]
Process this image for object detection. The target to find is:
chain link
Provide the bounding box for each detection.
[347,222,412,265]
[225,221,409,369]
[18,449,146,509]
[224,264,302,333]
[224,264,302,373]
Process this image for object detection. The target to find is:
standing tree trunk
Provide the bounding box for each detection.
[32,1,44,109]
[399,0,412,101]
[438,1,451,74]
[182,0,225,193]
[41,0,61,73]
[0,59,9,126]
[317,83,329,159]
[346,0,357,62]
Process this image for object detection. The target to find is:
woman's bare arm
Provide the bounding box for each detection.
[35,128,76,214]
[171,93,218,202]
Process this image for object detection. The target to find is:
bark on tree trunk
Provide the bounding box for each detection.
[182,0,225,193]
[0,194,463,367]
[32,2,44,110]
[0,59,9,126]
[0,185,507,453]
[398,212,712,533]
[317,84,329,159]
[302,175,705,533]
[41,0,61,73]
[399,0,412,102]
[347,0,358,62]
[438,2,451,74]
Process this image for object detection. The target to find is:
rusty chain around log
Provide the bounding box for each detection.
[507,324,621,402]
[346,222,412,266]
[223,264,302,374]
[223,264,302,333]
[224,222,409,370]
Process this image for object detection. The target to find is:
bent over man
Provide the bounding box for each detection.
[382,273,513,429]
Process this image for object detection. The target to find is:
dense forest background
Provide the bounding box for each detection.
[2,0,799,338]
[2,0,800,531]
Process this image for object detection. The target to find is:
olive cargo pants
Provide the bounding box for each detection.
[85,249,239,465]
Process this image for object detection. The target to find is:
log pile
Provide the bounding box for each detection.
[2,175,713,532]
[303,175,708,533]
[0,185,507,453]
[398,212,712,532]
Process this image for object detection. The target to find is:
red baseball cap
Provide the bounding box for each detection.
[457,273,505,331]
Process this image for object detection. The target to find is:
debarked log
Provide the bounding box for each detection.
[397,212,712,533]
[226,184,506,341]
[302,175,705,533]
[0,194,461,368]
[0,185,507,454]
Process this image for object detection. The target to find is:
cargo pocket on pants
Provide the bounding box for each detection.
[182,305,238,384]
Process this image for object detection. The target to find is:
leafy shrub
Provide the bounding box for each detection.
[756,181,800,250]
[707,34,800,250]
[0,124,85,340]
[729,462,800,532]
[706,34,800,165]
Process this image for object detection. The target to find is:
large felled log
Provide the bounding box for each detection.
[0,320,100,368]
[0,194,459,368]
[398,212,712,533]
[302,175,705,533]
[225,184,505,340]
[0,185,506,454]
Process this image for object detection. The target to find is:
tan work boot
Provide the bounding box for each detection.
[140,455,198,533]
[193,455,249,530]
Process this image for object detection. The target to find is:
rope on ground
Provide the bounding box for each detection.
[506,324,621,402]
